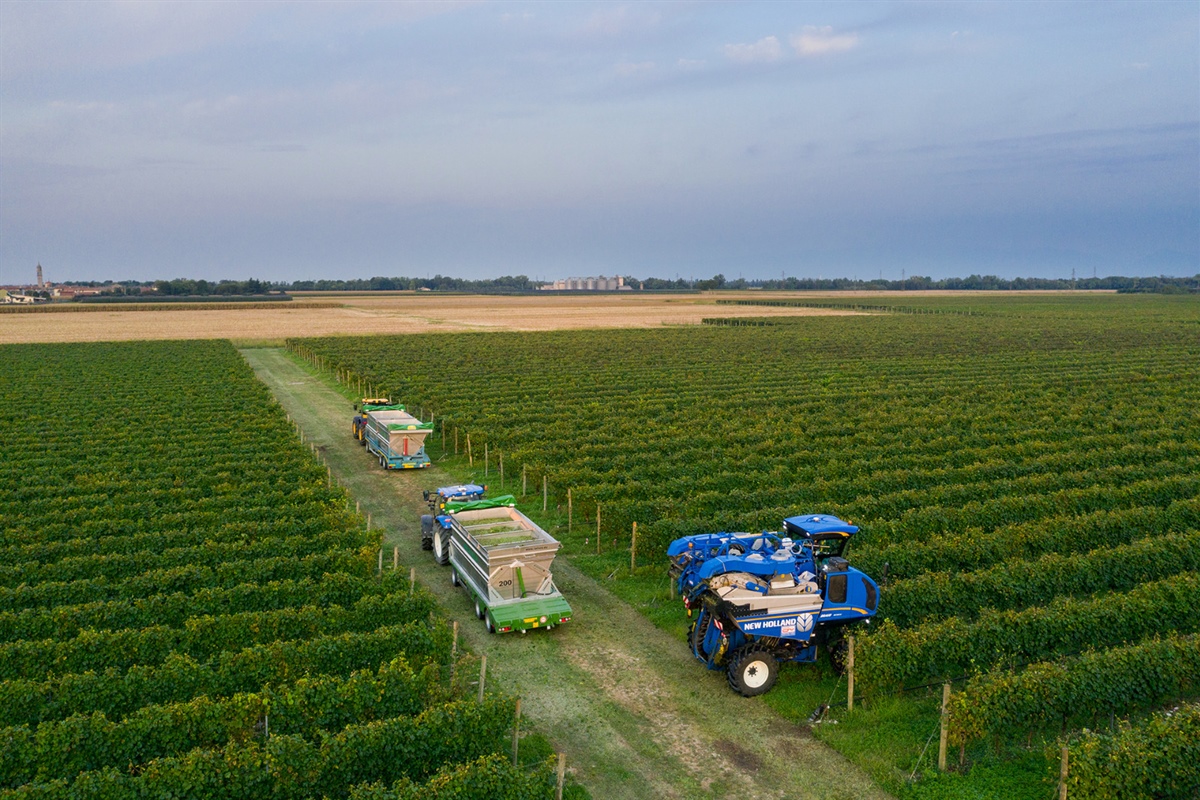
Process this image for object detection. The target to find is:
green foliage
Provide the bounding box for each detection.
[858,572,1200,688]
[1062,702,1200,800]
[0,341,533,795]
[348,753,562,800]
[948,634,1200,747]
[294,296,1200,794]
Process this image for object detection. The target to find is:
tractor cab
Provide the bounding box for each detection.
[352,398,392,440]
[423,484,487,514]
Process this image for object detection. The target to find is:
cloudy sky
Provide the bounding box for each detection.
[1,1,1197,284]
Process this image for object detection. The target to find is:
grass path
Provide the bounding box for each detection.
[241,346,890,800]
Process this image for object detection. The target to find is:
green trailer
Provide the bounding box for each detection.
[433,499,572,634]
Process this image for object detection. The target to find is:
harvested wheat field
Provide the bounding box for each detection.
[0,292,862,344]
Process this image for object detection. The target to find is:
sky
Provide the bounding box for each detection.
[1,1,1197,284]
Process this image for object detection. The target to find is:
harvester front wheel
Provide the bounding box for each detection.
[726,647,778,697]
[432,529,450,566]
[689,612,712,660]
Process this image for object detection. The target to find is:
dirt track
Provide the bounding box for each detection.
[241,347,890,800]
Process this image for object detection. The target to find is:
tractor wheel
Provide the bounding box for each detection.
[451,568,461,587]
[689,612,712,660]
[726,647,779,697]
[827,636,849,676]
[474,599,485,620]
[433,529,450,566]
[420,516,434,551]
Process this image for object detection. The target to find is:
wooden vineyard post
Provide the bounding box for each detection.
[485,442,489,477]
[393,546,399,570]
[499,453,504,489]
[847,636,856,711]
[543,474,548,512]
[512,698,522,767]
[377,548,383,576]
[1059,745,1069,800]
[631,521,637,572]
[467,434,473,467]
[478,654,487,703]
[596,504,601,554]
[409,567,415,598]
[522,465,527,496]
[567,488,573,533]
[441,425,445,451]
[556,752,567,800]
[938,682,951,771]
[454,427,458,454]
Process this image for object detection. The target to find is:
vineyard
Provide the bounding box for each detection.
[0,341,574,798]
[292,293,1200,798]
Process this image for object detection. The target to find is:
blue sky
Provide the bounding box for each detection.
[1,1,1197,284]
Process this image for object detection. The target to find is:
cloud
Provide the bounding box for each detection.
[723,36,783,64]
[615,60,655,78]
[582,5,660,37]
[790,26,859,57]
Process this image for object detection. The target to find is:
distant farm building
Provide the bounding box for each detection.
[540,276,631,291]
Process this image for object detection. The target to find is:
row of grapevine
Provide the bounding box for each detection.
[0,341,556,795]
[290,295,1199,792]
[1061,702,1200,800]
[946,634,1200,747]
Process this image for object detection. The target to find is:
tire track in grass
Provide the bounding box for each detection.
[242,346,890,800]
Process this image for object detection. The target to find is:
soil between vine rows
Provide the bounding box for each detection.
[241,346,891,800]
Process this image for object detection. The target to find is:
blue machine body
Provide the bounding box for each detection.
[671,514,879,695]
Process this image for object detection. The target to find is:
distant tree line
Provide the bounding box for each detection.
[57,273,1197,295]
[153,278,272,296]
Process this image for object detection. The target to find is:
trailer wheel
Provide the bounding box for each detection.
[726,647,779,697]
[485,613,496,634]
[474,599,485,620]
[432,529,450,566]
[451,568,461,587]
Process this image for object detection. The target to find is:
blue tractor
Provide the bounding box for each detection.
[420,484,486,551]
[671,514,879,696]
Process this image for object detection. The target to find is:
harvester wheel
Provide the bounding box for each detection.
[432,529,450,566]
[689,613,712,660]
[827,637,849,676]
[726,647,779,697]
[474,599,485,620]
